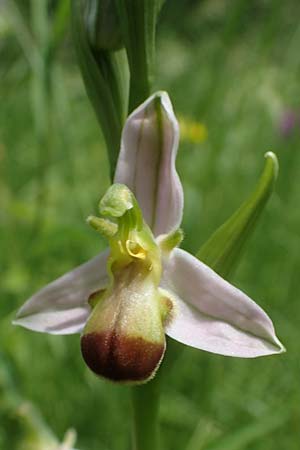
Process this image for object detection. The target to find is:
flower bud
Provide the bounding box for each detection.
[84,0,123,51]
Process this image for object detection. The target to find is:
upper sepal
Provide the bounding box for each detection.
[114,91,184,237]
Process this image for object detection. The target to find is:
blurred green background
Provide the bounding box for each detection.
[1,0,300,449]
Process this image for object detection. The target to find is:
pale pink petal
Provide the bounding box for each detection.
[162,249,284,357]
[114,91,184,237]
[13,250,109,335]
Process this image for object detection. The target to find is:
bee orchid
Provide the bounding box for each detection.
[14,92,284,384]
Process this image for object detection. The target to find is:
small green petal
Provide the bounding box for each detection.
[158,229,184,253]
[87,215,118,237]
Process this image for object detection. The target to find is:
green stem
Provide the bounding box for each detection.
[130,339,181,450]
[131,376,161,450]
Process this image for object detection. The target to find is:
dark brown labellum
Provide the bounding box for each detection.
[81,331,165,383]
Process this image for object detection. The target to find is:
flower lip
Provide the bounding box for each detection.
[81,259,170,383]
[81,331,165,383]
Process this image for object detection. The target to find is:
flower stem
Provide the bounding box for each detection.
[131,376,161,450]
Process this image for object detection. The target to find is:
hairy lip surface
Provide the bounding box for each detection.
[81,331,165,382]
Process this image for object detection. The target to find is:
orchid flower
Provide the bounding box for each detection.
[14,92,284,384]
